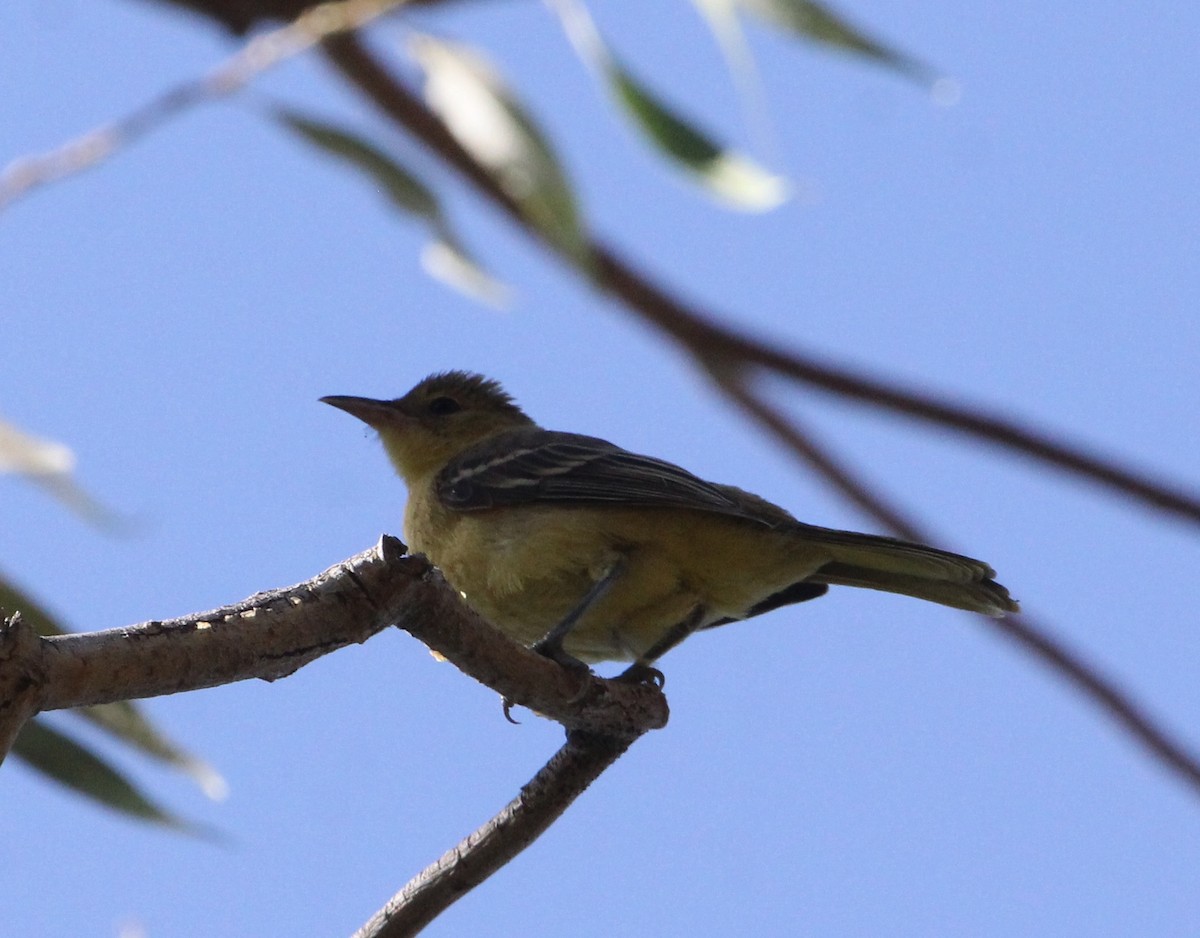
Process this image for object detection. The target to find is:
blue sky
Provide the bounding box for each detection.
[4,1,1200,936]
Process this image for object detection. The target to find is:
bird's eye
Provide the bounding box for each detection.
[427,396,462,416]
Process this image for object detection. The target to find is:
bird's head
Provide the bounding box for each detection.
[322,371,534,481]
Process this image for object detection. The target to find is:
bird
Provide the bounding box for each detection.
[322,371,1017,671]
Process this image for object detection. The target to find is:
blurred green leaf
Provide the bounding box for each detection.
[736,0,934,83]
[1,577,225,799]
[77,703,228,801]
[276,109,511,308]
[12,718,196,830]
[408,34,592,269]
[277,110,440,217]
[553,0,788,211]
[610,68,787,210]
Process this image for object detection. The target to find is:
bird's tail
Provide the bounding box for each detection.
[794,524,1019,616]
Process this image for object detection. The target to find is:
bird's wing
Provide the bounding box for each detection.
[435,428,783,525]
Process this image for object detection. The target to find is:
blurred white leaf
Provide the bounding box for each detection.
[421,240,513,310]
[0,418,74,475]
[408,33,592,268]
[688,0,779,160]
[0,417,121,528]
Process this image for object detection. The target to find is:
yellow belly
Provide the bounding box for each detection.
[405,499,830,663]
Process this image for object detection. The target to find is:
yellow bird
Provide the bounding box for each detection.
[323,372,1017,671]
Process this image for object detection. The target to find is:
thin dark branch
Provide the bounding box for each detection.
[988,613,1200,791]
[319,33,1200,530]
[715,370,926,536]
[719,375,1200,795]
[709,331,1200,526]
[353,730,629,938]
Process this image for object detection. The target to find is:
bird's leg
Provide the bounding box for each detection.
[531,557,627,672]
[618,604,708,686]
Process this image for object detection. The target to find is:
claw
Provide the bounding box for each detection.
[617,662,665,688]
[501,697,522,724]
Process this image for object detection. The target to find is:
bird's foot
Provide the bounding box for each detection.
[531,635,592,677]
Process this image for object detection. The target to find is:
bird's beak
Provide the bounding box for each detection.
[320,395,409,430]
